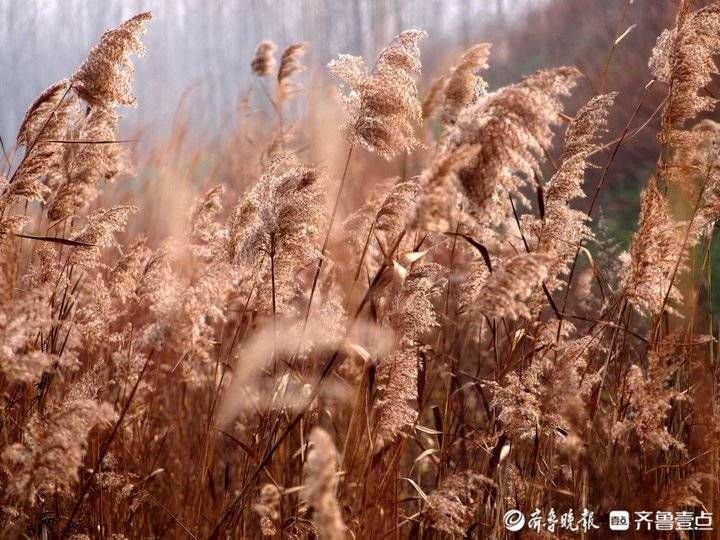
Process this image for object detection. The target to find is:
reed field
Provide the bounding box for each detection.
[2,2,720,538]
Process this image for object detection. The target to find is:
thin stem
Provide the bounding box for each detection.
[61,350,155,536]
[259,79,285,151]
[598,0,633,94]
[8,82,74,185]
[557,80,654,332]
[0,135,11,172]
[303,143,355,327]
[270,233,277,331]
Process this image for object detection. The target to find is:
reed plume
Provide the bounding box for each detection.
[473,253,553,320]
[2,395,116,503]
[49,106,125,220]
[424,471,494,535]
[535,92,616,290]
[422,74,447,119]
[490,322,599,450]
[328,30,427,159]
[412,143,479,232]
[373,264,445,449]
[252,483,282,536]
[442,43,491,124]
[278,43,307,101]
[68,205,137,268]
[441,66,581,225]
[229,154,326,312]
[343,176,419,274]
[10,79,75,199]
[620,177,686,316]
[71,12,152,107]
[251,40,278,77]
[651,3,720,133]
[612,340,686,452]
[304,428,345,540]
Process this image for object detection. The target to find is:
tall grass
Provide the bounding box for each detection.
[2,2,720,538]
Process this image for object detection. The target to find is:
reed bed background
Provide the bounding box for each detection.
[2,1,720,538]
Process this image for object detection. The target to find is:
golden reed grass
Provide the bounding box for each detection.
[2,2,720,538]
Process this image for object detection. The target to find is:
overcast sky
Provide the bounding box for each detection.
[0,0,545,143]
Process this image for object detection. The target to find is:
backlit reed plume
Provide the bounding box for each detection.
[304,428,345,540]
[251,40,277,77]
[0,172,49,214]
[373,264,444,450]
[650,3,720,133]
[442,43,491,124]
[490,321,599,449]
[72,12,152,107]
[442,67,581,225]
[2,394,116,503]
[137,199,237,373]
[253,483,282,536]
[412,143,479,232]
[342,176,419,275]
[683,120,720,222]
[188,184,226,257]
[10,10,150,225]
[545,93,616,208]
[76,237,151,346]
[0,287,55,384]
[620,177,686,316]
[535,92,616,290]
[68,205,137,268]
[22,242,60,288]
[421,74,447,119]
[328,29,427,159]
[11,79,75,199]
[229,154,326,312]
[650,1,720,219]
[371,340,420,451]
[473,252,553,320]
[457,261,488,314]
[277,43,307,101]
[424,471,494,535]
[49,106,125,220]
[143,259,236,371]
[0,234,17,305]
[612,340,686,452]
